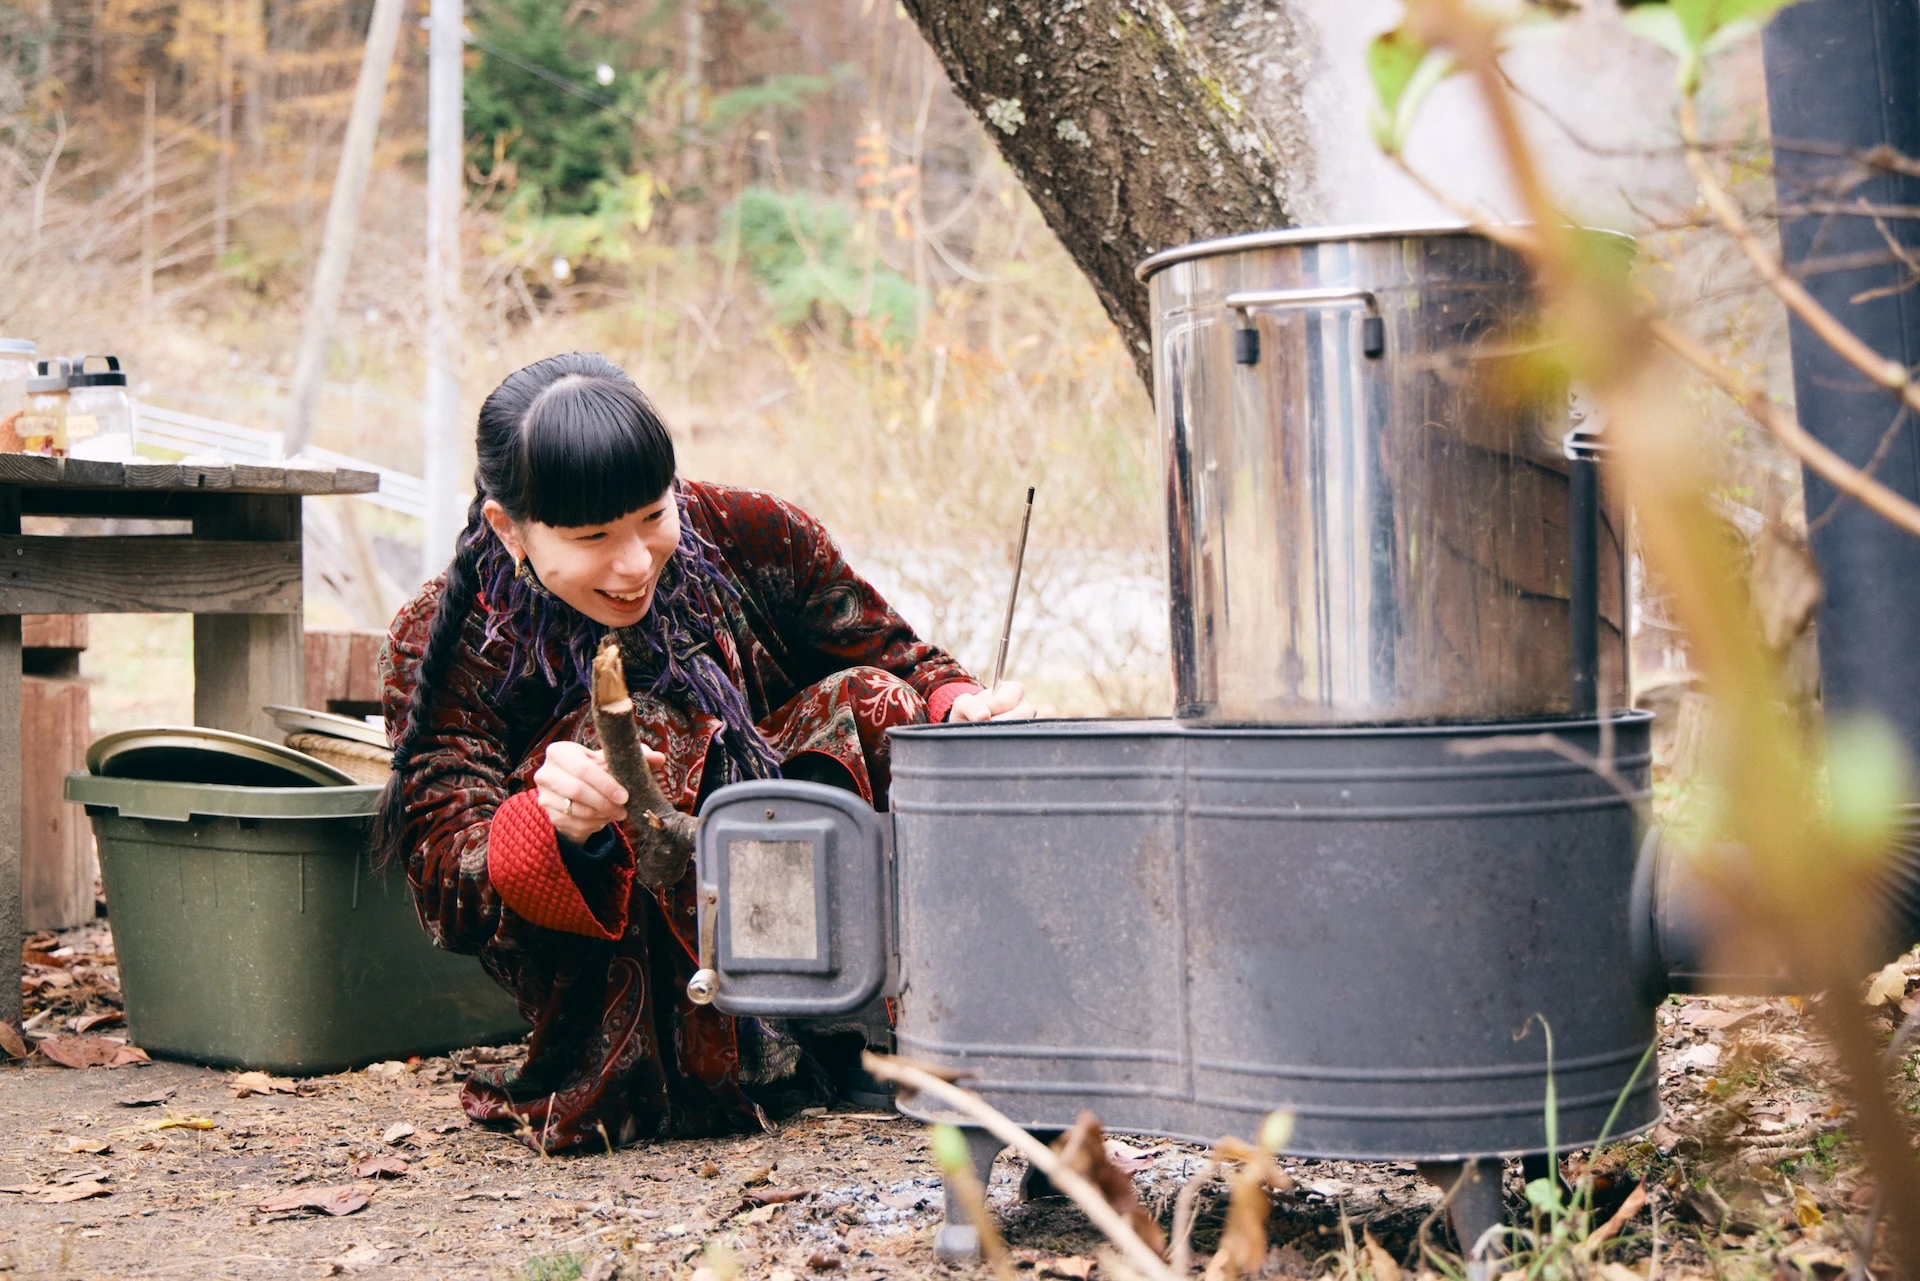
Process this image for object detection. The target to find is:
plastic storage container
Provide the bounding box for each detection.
[17,357,70,455]
[66,727,528,1074]
[66,355,134,461]
[0,338,36,448]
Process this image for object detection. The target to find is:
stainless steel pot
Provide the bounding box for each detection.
[1137,224,1631,724]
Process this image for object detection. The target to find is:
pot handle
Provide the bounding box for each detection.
[1223,287,1384,364]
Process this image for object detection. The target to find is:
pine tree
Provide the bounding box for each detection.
[465,0,633,216]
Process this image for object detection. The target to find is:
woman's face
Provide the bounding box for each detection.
[484,492,681,628]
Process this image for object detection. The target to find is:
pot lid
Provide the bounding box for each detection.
[263,704,391,749]
[26,358,70,393]
[1133,221,1637,282]
[68,355,126,388]
[87,726,357,788]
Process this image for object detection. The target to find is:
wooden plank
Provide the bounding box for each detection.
[304,629,353,710]
[1,484,20,1030]
[0,454,124,488]
[21,615,87,650]
[19,489,195,519]
[0,536,302,614]
[0,455,379,496]
[347,629,385,703]
[21,675,91,931]
[194,494,303,741]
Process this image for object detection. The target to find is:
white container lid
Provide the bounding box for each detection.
[0,339,36,356]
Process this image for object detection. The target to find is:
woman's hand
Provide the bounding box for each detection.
[535,740,665,845]
[948,680,1038,723]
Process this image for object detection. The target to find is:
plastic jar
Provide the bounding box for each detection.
[67,355,134,461]
[17,357,71,455]
[0,339,36,450]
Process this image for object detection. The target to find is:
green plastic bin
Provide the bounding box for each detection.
[66,727,528,1075]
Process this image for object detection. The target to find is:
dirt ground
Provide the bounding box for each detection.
[2,920,1910,1280]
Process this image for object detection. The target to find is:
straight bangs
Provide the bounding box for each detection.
[516,376,676,528]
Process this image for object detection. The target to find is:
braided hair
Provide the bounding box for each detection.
[371,352,681,869]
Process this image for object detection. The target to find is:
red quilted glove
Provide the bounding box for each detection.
[486,790,634,939]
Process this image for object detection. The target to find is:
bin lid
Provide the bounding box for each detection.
[263,704,390,749]
[88,726,358,788]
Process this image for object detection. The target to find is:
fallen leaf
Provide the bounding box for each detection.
[259,1184,371,1216]
[324,1243,390,1273]
[65,1137,111,1155]
[1583,1181,1648,1247]
[118,1089,175,1107]
[2,1179,113,1204]
[52,1167,109,1185]
[230,1071,300,1098]
[36,1036,150,1069]
[697,1159,720,1178]
[0,1022,27,1060]
[1676,1042,1723,1071]
[1793,1184,1825,1229]
[1039,1257,1095,1280]
[71,1011,123,1035]
[740,1163,773,1187]
[381,1122,415,1145]
[1103,1138,1157,1174]
[738,1203,779,1224]
[744,1187,811,1206]
[1866,961,1908,1007]
[149,1116,217,1132]
[363,1061,409,1078]
[806,1253,841,1272]
[1308,1178,1351,1198]
[350,1155,410,1180]
[1051,1112,1166,1256]
[1360,1231,1402,1281]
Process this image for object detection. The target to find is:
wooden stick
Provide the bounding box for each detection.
[861,1051,1178,1281]
[988,486,1034,693]
[592,633,697,887]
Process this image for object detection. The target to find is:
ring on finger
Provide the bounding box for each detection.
[560,795,573,816]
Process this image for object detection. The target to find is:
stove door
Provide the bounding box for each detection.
[691,779,894,1017]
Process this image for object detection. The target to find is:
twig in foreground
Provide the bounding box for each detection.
[861,1052,1179,1281]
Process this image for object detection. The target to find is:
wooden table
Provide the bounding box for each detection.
[1,454,381,1029]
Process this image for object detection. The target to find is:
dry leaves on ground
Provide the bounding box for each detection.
[1050,1111,1166,1255]
[36,1036,149,1069]
[0,1022,28,1060]
[116,1088,174,1107]
[349,1155,409,1179]
[230,1071,300,1098]
[381,1121,415,1145]
[259,1184,372,1217]
[1,1178,112,1204]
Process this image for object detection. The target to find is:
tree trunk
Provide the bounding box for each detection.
[899,0,1316,386]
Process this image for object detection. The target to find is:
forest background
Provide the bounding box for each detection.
[0,0,1168,732]
[0,0,1799,751]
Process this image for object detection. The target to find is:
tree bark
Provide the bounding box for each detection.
[899,0,1316,386]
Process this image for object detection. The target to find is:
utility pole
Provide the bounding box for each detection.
[422,0,465,579]
[283,0,406,457]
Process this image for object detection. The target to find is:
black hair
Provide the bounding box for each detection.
[371,352,677,869]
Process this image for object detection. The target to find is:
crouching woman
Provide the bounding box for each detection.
[376,352,1031,1152]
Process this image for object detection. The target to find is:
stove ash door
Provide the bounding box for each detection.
[689,779,895,1017]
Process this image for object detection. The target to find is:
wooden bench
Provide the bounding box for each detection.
[22,615,90,932]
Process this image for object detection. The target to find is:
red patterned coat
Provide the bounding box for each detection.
[381,481,980,1149]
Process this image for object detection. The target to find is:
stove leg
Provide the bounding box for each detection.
[933,1125,1008,1264]
[1418,1158,1506,1281]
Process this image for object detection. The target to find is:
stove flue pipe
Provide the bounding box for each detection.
[1761,3,1920,765]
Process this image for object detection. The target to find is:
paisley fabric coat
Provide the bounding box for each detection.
[381,480,980,1151]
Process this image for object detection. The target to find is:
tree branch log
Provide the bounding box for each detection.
[593,634,697,888]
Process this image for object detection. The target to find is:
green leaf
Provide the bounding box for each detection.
[1825,712,1913,857]
[1366,26,1459,155]
[1367,24,1429,123]
[1621,5,1693,60]
[929,1124,971,1175]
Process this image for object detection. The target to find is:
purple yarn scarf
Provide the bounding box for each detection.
[472,486,783,784]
